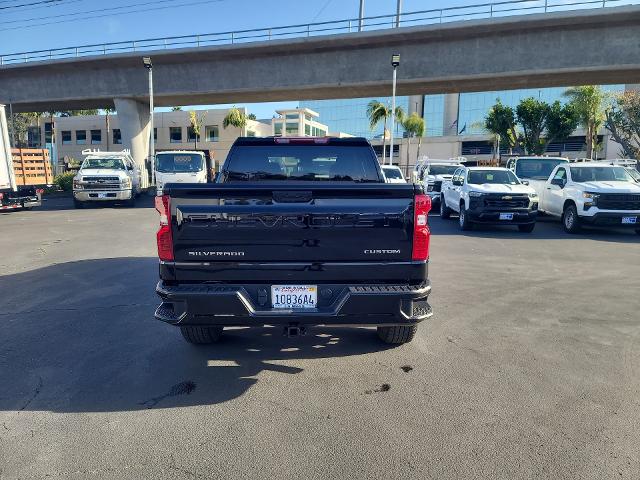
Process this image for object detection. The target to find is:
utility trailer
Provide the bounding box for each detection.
[0,105,42,211]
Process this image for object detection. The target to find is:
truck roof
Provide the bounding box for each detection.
[232,136,372,147]
[156,150,205,155]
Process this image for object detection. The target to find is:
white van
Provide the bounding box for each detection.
[155,151,208,195]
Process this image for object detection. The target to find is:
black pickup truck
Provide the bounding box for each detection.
[154,137,433,345]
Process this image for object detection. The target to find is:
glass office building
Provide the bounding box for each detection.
[301,85,625,140]
[300,97,410,139]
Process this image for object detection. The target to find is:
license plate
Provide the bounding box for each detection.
[622,216,637,225]
[97,193,108,199]
[499,213,514,220]
[271,285,317,309]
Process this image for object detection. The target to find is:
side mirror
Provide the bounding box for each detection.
[452,179,463,186]
[521,180,529,186]
[551,177,565,188]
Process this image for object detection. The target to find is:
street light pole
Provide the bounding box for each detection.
[389,54,400,166]
[143,57,155,186]
[358,0,365,32]
[395,0,402,27]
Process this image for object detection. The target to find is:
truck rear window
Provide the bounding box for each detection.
[515,159,567,180]
[223,145,381,182]
[156,153,204,173]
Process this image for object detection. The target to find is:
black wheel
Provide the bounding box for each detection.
[377,325,418,344]
[562,204,581,233]
[73,198,84,209]
[458,205,472,231]
[518,223,535,233]
[180,326,223,344]
[440,195,451,219]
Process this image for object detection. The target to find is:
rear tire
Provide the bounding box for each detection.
[180,326,223,344]
[562,204,581,233]
[440,196,451,219]
[377,325,418,344]
[518,223,535,233]
[459,206,472,231]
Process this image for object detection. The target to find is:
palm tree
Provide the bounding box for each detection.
[189,110,207,149]
[367,100,394,164]
[563,86,607,159]
[223,107,247,136]
[402,113,426,176]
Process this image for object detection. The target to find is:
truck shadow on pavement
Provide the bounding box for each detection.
[0,257,394,413]
[36,194,156,211]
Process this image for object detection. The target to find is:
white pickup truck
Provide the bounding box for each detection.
[73,150,142,208]
[440,166,539,232]
[536,162,640,234]
[422,162,463,205]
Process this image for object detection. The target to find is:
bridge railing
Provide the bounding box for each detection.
[0,0,632,66]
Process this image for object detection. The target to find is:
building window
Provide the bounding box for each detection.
[76,130,86,145]
[305,124,311,136]
[246,130,256,137]
[170,127,182,143]
[61,131,72,145]
[91,129,101,144]
[44,122,53,144]
[113,129,122,145]
[285,122,298,135]
[285,114,299,120]
[154,128,157,142]
[274,122,283,136]
[205,125,219,142]
[27,126,41,147]
[187,127,198,143]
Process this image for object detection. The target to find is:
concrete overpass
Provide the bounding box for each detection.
[2,5,640,185]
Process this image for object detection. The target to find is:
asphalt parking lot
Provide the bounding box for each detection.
[1,196,639,480]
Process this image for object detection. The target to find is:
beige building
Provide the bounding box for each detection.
[271,108,332,137]
[41,108,270,172]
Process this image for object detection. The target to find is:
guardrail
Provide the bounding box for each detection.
[0,0,633,66]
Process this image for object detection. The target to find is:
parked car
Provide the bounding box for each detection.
[154,137,433,345]
[422,162,463,205]
[155,151,208,196]
[73,150,142,208]
[440,166,538,232]
[537,163,640,234]
[381,165,406,183]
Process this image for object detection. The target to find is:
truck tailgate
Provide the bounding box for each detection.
[168,183,417,263]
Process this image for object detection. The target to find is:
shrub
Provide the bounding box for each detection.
[54,172,75,192]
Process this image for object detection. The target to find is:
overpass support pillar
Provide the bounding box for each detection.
[114,98,151,189]
[443,93,460,137]
[408,95,423,117]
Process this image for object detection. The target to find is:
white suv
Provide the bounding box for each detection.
[538,163,640,234]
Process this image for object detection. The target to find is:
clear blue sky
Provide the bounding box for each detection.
[1,0,634,117]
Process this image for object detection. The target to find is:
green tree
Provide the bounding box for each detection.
[223,107,247,135]
[605,91,640,158]
[402,113,425,176]
[59,109,99,117]
[366,100,403,164]
[484,100,519,153]
[189,110,207,149]
[247,113,257,120]
[516,97,551,155]
[563,85,608,159]
[171,107,183,111]
[545,101,579,149]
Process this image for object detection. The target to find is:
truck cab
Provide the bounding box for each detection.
[73,150,141,208]
[506,156,569,194]
[538,163,640,233]
[155,151,208,196]
[421,162,463,205]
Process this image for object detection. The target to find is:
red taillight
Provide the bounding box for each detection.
[412,194,431,261]
[36,189,44,195]
[0,193,4,200]
[155,195,173,261]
